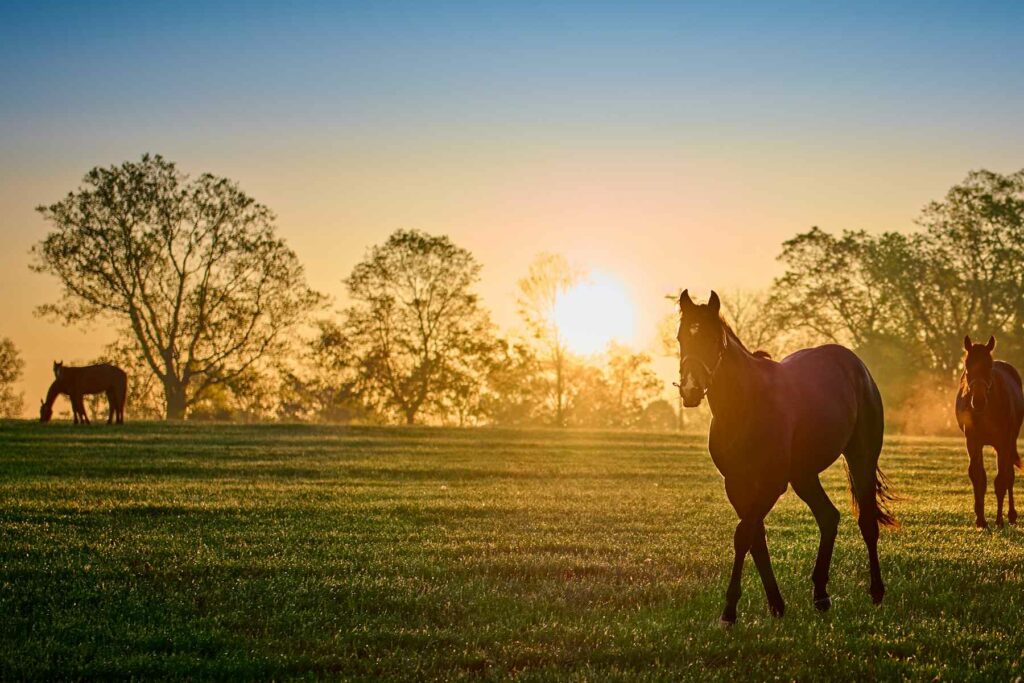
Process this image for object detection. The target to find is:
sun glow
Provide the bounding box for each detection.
[553,272,637,356]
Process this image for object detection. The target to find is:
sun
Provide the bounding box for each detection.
[553,272,637,356]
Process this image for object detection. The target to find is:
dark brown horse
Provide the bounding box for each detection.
[676,290,895,625]
[955,335,1024,528]
[40,362,127,425]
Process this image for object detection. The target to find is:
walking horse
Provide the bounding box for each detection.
[676,290,895,625]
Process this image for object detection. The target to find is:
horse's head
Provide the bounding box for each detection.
[52,360,63,380]
[676,289,728,408]
[39,398,52,423]
[962,334,996,411]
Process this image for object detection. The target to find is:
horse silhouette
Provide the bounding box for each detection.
[955,335,1024,528]
[676,290,895,626]
[40,362,127,425]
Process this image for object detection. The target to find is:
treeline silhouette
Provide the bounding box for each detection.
[15,156,1024,431]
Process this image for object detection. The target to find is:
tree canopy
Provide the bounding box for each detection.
[33,154,322,419]
[0,337,24,418]
[341,229,497,425]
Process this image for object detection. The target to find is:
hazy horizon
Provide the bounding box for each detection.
[3,1,1024,415]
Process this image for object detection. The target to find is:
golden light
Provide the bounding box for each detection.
[553,272,637,355]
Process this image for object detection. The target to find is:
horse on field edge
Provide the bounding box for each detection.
[40,362,128,425]
[955,335,1024,528]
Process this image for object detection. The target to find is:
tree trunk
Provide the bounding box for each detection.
[164,379,187,420]
[404,410,416,425]
[555,351,565,428]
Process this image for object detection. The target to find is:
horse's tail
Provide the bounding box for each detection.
[846,463,899,529]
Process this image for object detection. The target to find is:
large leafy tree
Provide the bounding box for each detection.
[33,154,322,419]
[0,337,25,418]
[342,229,496,425]
[769,169,1024,378]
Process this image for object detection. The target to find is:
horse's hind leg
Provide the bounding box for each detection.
[105,390,115,425]
[792,475,840,611]
[845,427,887,604]
[1009,442,1019,525]
[994,444,1016,527]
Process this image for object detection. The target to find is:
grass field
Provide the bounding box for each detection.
[1,421,1023,680]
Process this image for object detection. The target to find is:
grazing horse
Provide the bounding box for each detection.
[955,336,1024,528]
[676,290,895,626]
[40,362,127,425]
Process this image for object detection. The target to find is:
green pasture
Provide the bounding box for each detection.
[1,422,1022,680]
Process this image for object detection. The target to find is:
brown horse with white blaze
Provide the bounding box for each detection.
[40,362,127,425]
[676,290,896,626]
[955,335,1024,528]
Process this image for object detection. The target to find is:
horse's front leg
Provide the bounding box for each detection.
[749,519,785,617]
[73,394,89,425]
[967,437,987,528]
[720,517,756,626]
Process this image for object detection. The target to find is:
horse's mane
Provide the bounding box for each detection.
[719,315,772,360]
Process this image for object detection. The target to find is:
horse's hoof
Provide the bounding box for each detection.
[870,589,885,605]
[996,518,1005,529]
[718,616,735,629]
[769,603,785,618]
[813,595,832,612]
[976,519,989,530]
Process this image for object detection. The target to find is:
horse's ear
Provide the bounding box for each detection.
[964,335,972,351]
[987,335,996,351]
[708,290,721,314]
[679,289,695,312]
[40,398,44,406]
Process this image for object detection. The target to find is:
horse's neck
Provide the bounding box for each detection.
[706,337,762,423]
[44,381,63,407]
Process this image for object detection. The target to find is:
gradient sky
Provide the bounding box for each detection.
[2,1,1024,413]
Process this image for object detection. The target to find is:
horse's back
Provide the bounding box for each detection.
[995,361,1024,429]
[64,363,127,392]
[776,344,882,468]
[996,361,1022,391]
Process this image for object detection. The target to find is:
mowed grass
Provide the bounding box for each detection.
[1,422,1023,680]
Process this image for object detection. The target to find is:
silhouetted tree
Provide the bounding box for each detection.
[33,154,323,419]
[640,399,678,431]
[516,253,579,426]
[768,169,1024,432]
[275,320,373,424]
[342,229,495,425]
[0,337,24,417]
[602,343,662,428]
[771,169,1024,377]
[477,341,548,426]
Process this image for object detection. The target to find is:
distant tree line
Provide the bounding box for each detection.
[29,155,669,427]
[762,169,1024,433]
[27,156,1024,432]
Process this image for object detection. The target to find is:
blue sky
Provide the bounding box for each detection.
[4,1,1023,141]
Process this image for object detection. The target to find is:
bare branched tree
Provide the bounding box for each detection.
[516,253,580,427]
